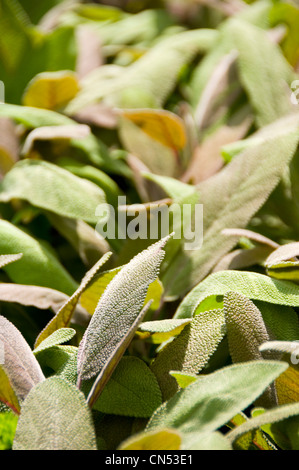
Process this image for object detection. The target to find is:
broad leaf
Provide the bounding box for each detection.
[175,270,299,319]
[0,160,106,225]
[0,220,77,295]
[21,124,90,156]
[93,356,162,418]
[136,319,191,343]
[0,283,69,313]
[147,361,288,436]
[0,254,22,269]
[118,428,182,450]
[33,328,76,355]
[77,236,170,386]
[0,315,45,403]
[13,377,97,450]
[151,309,226,400]
[223,292,277,407]
[22,71,79,110]
[160,116,299,298]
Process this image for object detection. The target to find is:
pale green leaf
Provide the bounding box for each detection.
[77,236,170,385]
[147,361,288,436]
[161,116,299,298]
[65,29,218,113]
[0,254,22,269]
[13,377,97,450]
[0,315,45,403]
[136,319,191,343]
[0,220,77,295]
[151,309,226,400]
[224,292,277,407]
[33,328,76,355]
[175,270,299,319]
[0,160,106,225]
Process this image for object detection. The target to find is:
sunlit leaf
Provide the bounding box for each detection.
[22,71,79,110]
[13,377,97,450]
[0,315,45,403]
[118,428,182,450]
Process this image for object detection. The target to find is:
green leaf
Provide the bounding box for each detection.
[147,361,288,436]
[175,270,299,319]
[227,412,276,450]
[151,309,226,400]
[227,402,299,447]
[169,371,198,389]
[93,356,162,418]
[33,328,76,355]
[270,3,299,66]
[0,315,45,403]
[35,252,111,347]
[229,19,295,127]
[0,411,18,450]
[0,159,107,225]
[184,432,232,451]
[136,319,191,344]
[0,220,77,295]
[223,292,277,407]
[0,103,75,127]
[65,29,218,113]
[77,236,170,387]
[86,301,152,408]
[0,253,22,269]
[13,377,97,450]
[162,115,299,298]
[21,124,90,156]
[36,345,78,385]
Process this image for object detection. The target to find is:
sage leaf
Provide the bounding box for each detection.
[13,377,97,450]
[0,160,107,225]
[0,315,45,402]
[77,236,170,385]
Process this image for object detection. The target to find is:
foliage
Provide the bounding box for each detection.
[0,0,299,451]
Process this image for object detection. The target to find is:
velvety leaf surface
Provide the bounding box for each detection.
[13,377,97,450]
[0,315,45,403]
[147,361,288,435]
[77,236,170,385]
[93,356,162,418]
[0,160,106,224]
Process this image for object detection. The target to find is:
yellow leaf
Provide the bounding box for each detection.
[120,108,187,151]
[118,428,182,450]
[276,365,299,405]
[0,367,20,415]
[22,71,79,110]
[80,268,163,317]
